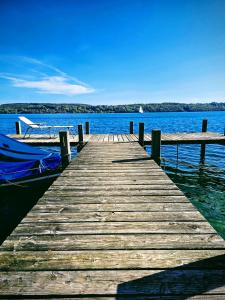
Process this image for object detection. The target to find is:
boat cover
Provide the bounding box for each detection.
[0,134,61,183]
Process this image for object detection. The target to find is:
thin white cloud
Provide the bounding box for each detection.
[0,56,95,96]
[18,55,88,86]
[12,76,94,95]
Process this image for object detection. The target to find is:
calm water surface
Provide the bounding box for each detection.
[1,111,225,238]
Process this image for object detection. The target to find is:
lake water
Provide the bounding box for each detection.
[1,111,225,238]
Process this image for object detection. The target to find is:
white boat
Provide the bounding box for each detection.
[139,106,144,113]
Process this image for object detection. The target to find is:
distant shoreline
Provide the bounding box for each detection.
[1,102,225,114]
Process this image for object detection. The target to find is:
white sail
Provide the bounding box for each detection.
[139,106,143,113]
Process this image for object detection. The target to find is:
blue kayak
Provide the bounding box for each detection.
[0,134,61,184]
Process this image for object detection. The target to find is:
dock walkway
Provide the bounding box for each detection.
[1,141,225,298]
[9,131,225,145]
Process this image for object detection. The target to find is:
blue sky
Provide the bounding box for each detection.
[0,0,225,104]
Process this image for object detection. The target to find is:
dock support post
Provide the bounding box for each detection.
[139,122,144,146]
[77,124,84,152]
[59,131,71,168]
[202,119,208,133]
[200,119,207,163]
[85,121,90,135]
[130,121,134,134]
[151,129,161,165]
[15,121,21,135]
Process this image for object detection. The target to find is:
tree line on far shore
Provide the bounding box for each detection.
[0,102,225,114]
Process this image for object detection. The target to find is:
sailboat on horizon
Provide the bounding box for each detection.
[139,105,144,113]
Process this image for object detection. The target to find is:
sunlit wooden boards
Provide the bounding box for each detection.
[9,132,225,145]
[1,142,225,298]
[145,132,225,145]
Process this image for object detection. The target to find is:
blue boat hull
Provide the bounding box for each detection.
[0,134,61,185]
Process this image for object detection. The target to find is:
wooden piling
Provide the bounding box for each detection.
[59,131,71,167]
[202,119,208,133]
[15,121,21,135]
[85,122,90,135]
[129,121,134,134]
[151,129,161,165]
[78,124,84,152]
[138,122,144,146]
[200,119,207,163]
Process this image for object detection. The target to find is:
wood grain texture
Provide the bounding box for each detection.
[31,202,196,213]
[21,211,205,222]
[1,250,225,270]
[11,221,213,235]
[2,234,224,251]
[1,270,225,296]
[39,195,189,204]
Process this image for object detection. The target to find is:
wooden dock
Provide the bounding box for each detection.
[9,131,225,145]
[1,140,225,298]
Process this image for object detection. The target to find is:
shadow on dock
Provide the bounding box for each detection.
[116,253,225,299]
[0,179,55,245]
[112,157,151,163]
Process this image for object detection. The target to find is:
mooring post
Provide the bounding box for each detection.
[151,129,161,165]
[139,122,144,146]
[15,121,21,135]
[85,121,90,135]
[202,119,208,133]
[59,131,71,167]
[200,119,207,163]
[77,124,84,152]
[130,121,134,134]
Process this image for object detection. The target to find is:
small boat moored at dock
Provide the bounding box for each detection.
[0,134,61,187]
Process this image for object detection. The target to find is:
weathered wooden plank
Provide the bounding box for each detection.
[145,132,225,145]
[44,189,184,196]
[108,135,114,142]
[52,179,173,186]
[113,135,118,142]
[117,135,124,142]
[61,170,166,176]
[126,134,134,142]
[1,269,225,296]
[60,172,167,178]
[71,160,155,165]
[74,150,147,153]
[22,211,204,222]
[64,161,164,166]
[74,152,147,155]
[88,134,98,142]
[85,145,130,149]
[100,134,106,142]
[1,250,225,270]
[31,203,196,213]
[75,150,146,153]
[40,195,189,204]
[74,152,148,155]
[48,185,179,192]
[2,234,224,251]
[10,221,215,235]
[66,166,161,170]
